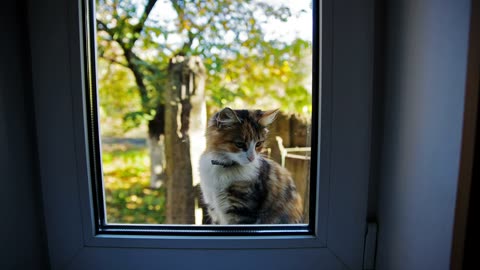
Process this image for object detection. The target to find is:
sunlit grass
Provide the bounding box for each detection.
[102,144,166,224]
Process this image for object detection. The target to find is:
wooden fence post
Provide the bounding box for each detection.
[164,55,205,224]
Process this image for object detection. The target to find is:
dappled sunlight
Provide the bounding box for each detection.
[102,145,166,224]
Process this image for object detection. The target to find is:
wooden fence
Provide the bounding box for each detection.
[268,112,311,223]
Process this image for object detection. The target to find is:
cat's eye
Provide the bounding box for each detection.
[234,142,246,149]
[255,141,264,147]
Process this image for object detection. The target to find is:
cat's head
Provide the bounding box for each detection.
[206,107,279,165]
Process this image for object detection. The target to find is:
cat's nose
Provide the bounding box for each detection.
[247,155,255,162]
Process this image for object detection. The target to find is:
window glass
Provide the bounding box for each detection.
[94,0,314,226]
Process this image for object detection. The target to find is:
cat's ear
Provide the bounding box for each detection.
[215,107,241,127]
[258,109,279,126]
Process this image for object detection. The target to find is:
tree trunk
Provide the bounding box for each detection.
[124,48,166,189]
[148,105,166,188]
[147,134,166,188]
[164,55,206,224]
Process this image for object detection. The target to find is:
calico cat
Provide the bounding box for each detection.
[199,107,303,224]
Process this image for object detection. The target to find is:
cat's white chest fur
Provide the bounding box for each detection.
[199,152,260,224]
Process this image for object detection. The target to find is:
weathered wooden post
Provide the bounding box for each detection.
[164,55,206,224]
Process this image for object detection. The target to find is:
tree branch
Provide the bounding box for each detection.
[170,0,184,18]
[97,19,116,40]
[121,48,152,109]
[99,55,129,68]
[141,0,157,27]
[131,0,158,42]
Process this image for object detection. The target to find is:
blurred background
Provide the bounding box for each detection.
[95,0,313,224]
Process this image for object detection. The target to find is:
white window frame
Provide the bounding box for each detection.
[29,0,374,269]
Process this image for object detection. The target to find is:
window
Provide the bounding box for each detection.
[31,0,375,268]
[91,0,316,229]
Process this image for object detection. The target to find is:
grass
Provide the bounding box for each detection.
[102,144,166,224]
